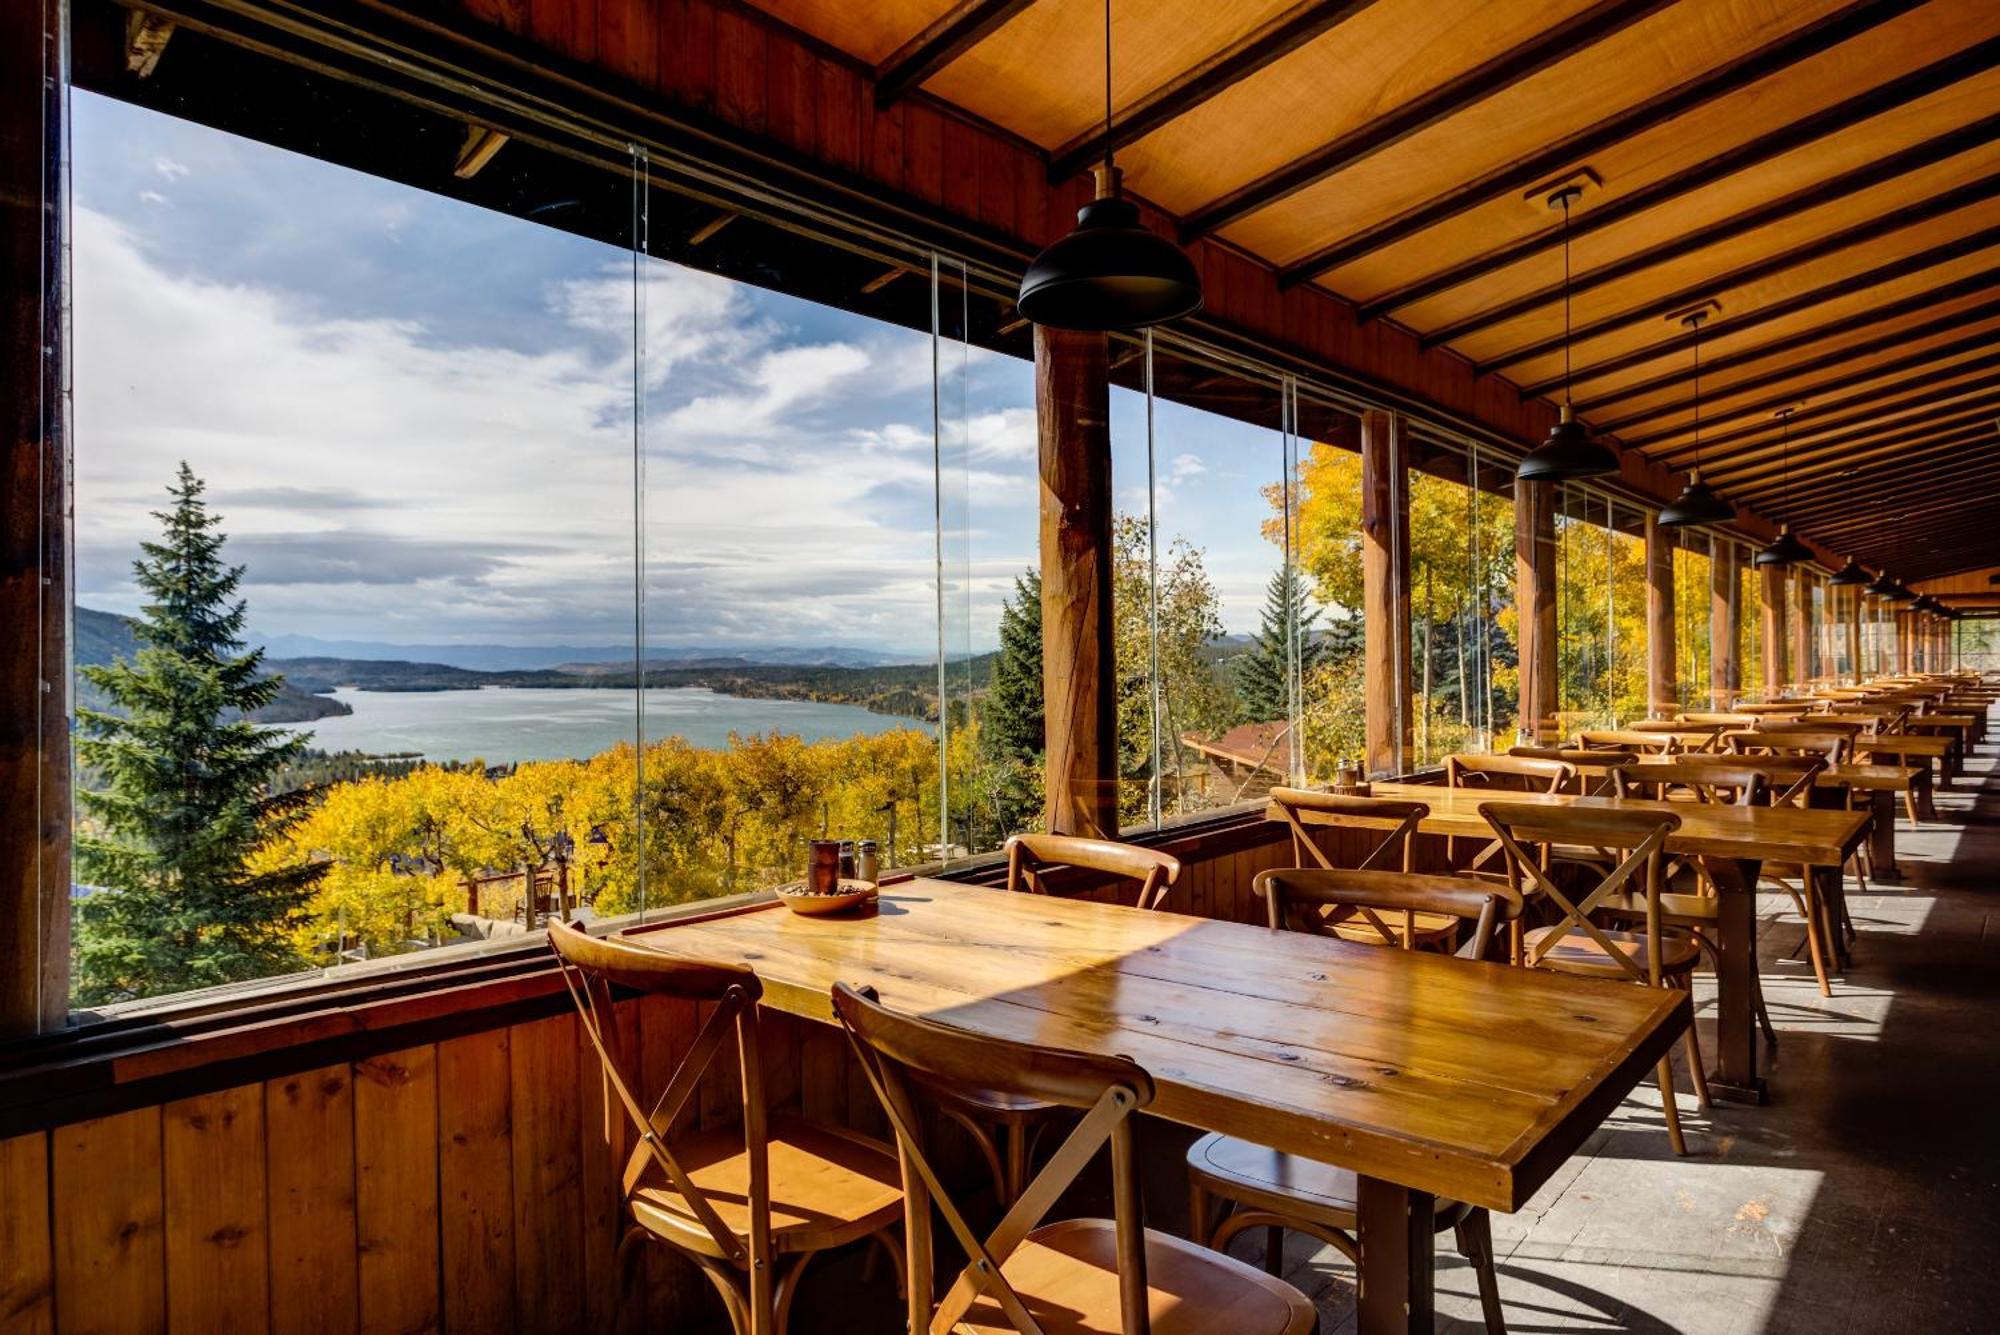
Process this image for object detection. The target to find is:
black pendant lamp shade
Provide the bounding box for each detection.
[1865,570,1900,598]
[1829,556,1869,586]
[1517,188,1617,482]
[1017,0,1201,331]
[1754,526,1811,567]
[1753,406,1806,566]
[1018,187,1202,330]
[1659,310,1732,526]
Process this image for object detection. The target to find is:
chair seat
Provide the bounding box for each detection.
[1524,925,1700,978]
[953,1218,1317,1335]
[630,1116,902,1257]
[1185,1132,1464,1231]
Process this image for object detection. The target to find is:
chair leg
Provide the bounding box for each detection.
[1188,1177,1213,1246]
[1682,1017,1712,1111]
[1656,1055,1688,1156]
[1004,1122,1029,1208]
[1454,1209,1508,1335]
[1264,1225,1285,1277]
[1751,965,1778,1048]
[1799,886,1832,998]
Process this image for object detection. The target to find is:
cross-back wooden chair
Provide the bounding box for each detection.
[1729,728,1851,765]
[833,982,1317,1335]
[946,835,1182,1209]
[1003,833,1182,911]
[1508,745,1636,794]
[1267,789,1475,953]
[1478,802,1699,1154]
[1609,764,1790,1036]
[1180,866,1513,1333]
[548,922,904,1335]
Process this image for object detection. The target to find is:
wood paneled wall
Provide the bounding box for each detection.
[0,832,1302,1335]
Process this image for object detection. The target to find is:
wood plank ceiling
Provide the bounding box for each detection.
[746,0,2000,581]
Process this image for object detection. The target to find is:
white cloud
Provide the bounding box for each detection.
[152,156,189,181]
[137,190,168,207]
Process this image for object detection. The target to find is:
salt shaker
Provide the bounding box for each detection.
[856,840,880,885]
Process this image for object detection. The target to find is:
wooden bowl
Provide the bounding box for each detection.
[774,879,878,916]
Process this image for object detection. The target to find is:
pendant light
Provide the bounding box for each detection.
[1017,0,1201,330]
[1659,309,1732,526]
[1865,569,1900,599]
[1754,407,1810,566]
[1827,471,1869,585]
[1516,186,1618,482]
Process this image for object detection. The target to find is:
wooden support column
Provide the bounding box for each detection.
[1644,515,1676,718]
[1360,410,1411,776]
[1711,541,1738,709]
[1793,570,1814,687]
[1760,566,1788,697]
[1515,477,1558,744]
[1035,327,1117,838]
[1,0,66,1037]
[1846,585,1863,685]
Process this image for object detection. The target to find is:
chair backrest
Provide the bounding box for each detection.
[1477,802,1682,985]
[549,922,769,1268]
[1576,729,1680,755]
[1729,729,1850,764]
[1612,762,1767,806]
[1447,752,1574,792]
[833,982,1155,1335]
[1004,833,1182,911]
[1267,787,1428,874]
[1758,717,1866,738]
[1253,866,1512,958]
[1670,751,1826,806]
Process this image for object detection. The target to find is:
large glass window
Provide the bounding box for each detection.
[1739,552,1765,701]
[1674,534,1713,713]
[1406,439,1515,765]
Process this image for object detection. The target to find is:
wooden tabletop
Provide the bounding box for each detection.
[621,881,1687,1213]
[1312,783,1869,866]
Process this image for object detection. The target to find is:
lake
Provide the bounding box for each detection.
[278,686,929,764]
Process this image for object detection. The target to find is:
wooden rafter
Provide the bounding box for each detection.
[1694,396,2000,485]
[1376,44,2000,333]
[1272,0,1927,284]
[452,123,508,178]
[1736,427,1998,502]
[1621,338,2000,452]
[1573,275,2000,416]
[1776,449,1999,517]
[1046,0,1383,182]
[126,10,175,77]
[1512,226,2000,394]
[1393,122,2000,340]
[874,0,1041,107]
[1177,0,1676,242]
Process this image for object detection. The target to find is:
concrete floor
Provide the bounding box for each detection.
[787,709,2000,1334]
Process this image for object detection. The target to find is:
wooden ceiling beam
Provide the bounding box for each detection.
[1401,132,2000,342]
[1177,0,1676,242]
[1579,288,2000,422]
[1271,0,1927,284]
[1381,48,2000,332]
[1487,169,2000,378]
[1694,397,2000,486]
[1047,0,1385,182]
[874,0,1042,107]
[1727,425,1998,500]
[1618,335,2000,451]
[1512,226,2000,395]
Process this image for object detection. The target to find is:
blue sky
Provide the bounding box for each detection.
[72,91,1285,659]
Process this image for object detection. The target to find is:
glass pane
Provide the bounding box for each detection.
[1556,485,1614,733]
[1674,534,1713,713]
[68,92,638,1003]
[1606,503,1647,724]
[1406,438,1514,764]
[1288,400,1369,782]
[1740,552,1764,701]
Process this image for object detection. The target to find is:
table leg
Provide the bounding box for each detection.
[1916,762,1938,822]
[1357,1175,1435,1335]
[1869,789,1902,881]
[1703,856,1766,1105]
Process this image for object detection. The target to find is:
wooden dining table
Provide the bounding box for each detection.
[622,880,1688,1334]
[1277,783,1868,1107]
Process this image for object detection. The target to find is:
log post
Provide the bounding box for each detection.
[1644,514,1676,718]
[1035,326,1118,838]
[1760,566,1788,697]
[1793,569,1814,687]
[1359,411,1411,776]
[1,0,66,1037]
[1515,477,1558,743]
[1846,584,1863,685]
[1711,541,1738,709]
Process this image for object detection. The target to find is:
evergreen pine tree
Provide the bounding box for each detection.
[984,569,1044,764]
[73,462,325,1003]
[1237,567,1328,723]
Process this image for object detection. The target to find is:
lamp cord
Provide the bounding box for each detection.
[1690,315,1702,470]
[1102,0,1113,177]
[1561,192,1573,408]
